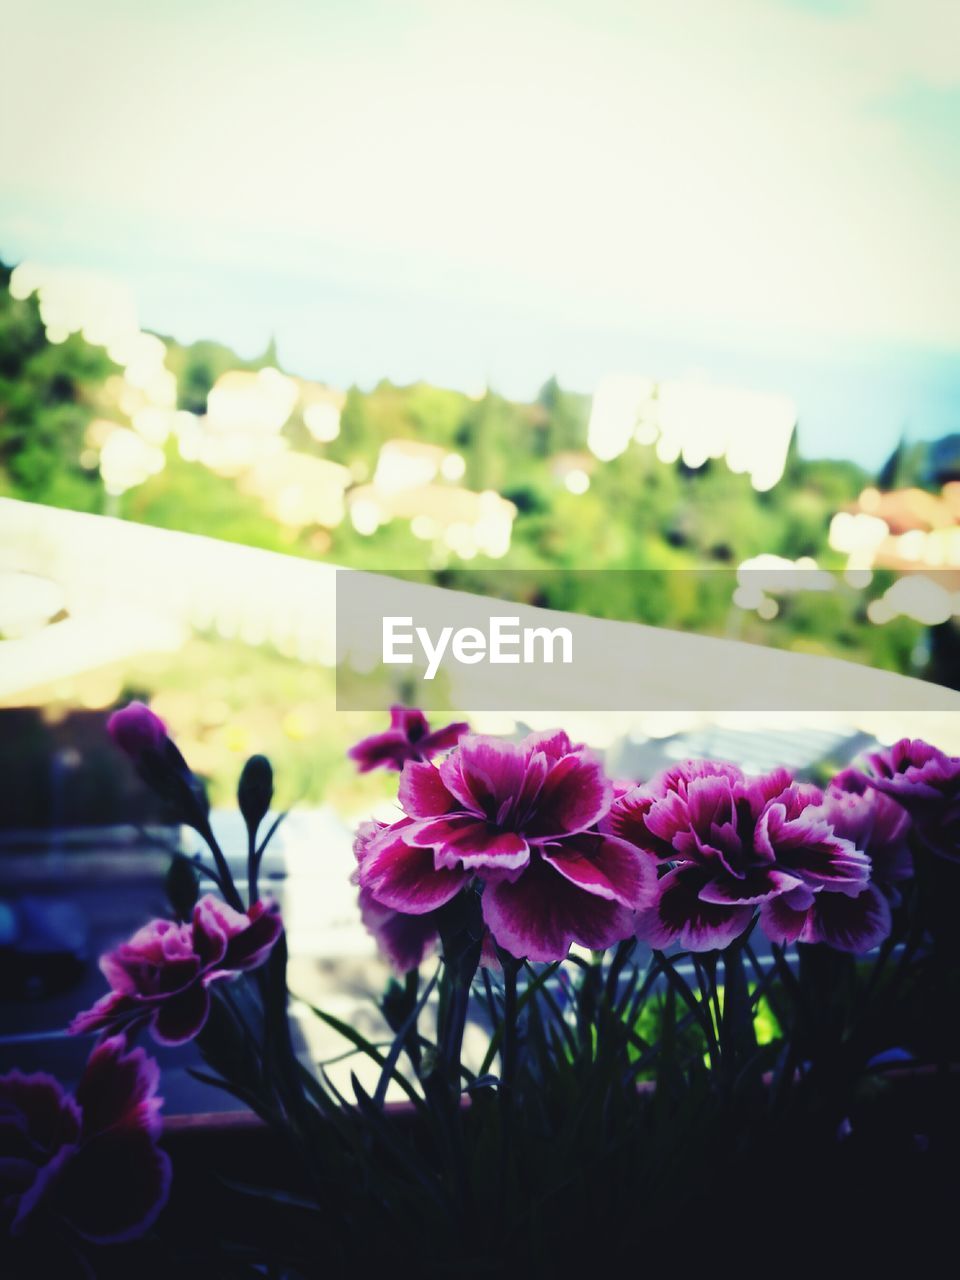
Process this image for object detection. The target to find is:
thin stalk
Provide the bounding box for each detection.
[196,818,244,912]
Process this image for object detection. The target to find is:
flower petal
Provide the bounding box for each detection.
[360,824,469,912]
[443,735,529,816]
[527,749,612,837]
[398,760,457,818]
[221,903,282,972]
[634,866,754,952]
[804,883,893,954]
[68,991,144,1038]
[482,855,636,962]
[420,720,470,756]
[358,889,439,973]
[150,982,211,1046]
[759,892,812,945]
[540,833,657,909]
[76,1036,163,1142]
[405,815,531,871]
[697,867,804,906]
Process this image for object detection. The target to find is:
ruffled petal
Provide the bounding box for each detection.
[68,991,145,1038]
[399,760,458,818]
[191,895,242,968]
[405,815,530,871]
[527,749,612,837]
[445,735,529,817]
[482,855,636,962]
[358,889,439,973]
[150,983,211,1046]
[759,890,813,945]
[804,883,893,954]
[697,867,804,906]
[76,1036,163,1142]
[221,901,283,972]
[634,866,754,952]
[540,833,657,909]
[420,720,470,756]
[360,823,469,912]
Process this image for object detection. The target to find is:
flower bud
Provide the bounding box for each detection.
[107,702,167,760]
[238,754,273,834]
[107,701,208,828]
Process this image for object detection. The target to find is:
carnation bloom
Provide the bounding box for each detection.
[607,761,871,952]
[0,1036,171,1243]
[357,730,655,963]
[858,738,960,860]
[348,706,469,774]
[70,896,282,1045]
[759,782,909,952]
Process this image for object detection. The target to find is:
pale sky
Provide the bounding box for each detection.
[1,0,958,462]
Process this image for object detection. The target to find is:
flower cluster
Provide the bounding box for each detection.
[352,715,955,965]
[0,1036,170,1244]
[355,729,656,963]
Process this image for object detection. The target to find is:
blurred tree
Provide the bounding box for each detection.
[0,259,115,511]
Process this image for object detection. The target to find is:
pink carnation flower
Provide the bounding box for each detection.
[70,896,282,1046]
[0,1037,171,1243]
[348,706,468,774]
[356,730,655,963]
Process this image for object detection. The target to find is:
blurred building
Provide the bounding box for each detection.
[587,373,797,492]
[829,483,960,627]
[298,382,345,444]
[239,452,352,529]
[348,482,516,558]
[372,439,465,493]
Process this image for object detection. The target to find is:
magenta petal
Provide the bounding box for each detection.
[360,825,469,912]
[482,855,636,962]
[805,883,893,953]
[390,705,430,737]
[222,902,282,972]
[521,728,576,761]
[528,749,612,837]
[399,761,457,818]
[634,866,754,952]
[76,1037,163,1142]
[420,720,470,755]
[68,991,143,1037]
[358,889,439,973]
[697,867,804,906]
[191,896,242,968]
[759,893,811,945]
[150,983,211,1046]
[540,833,657,909]
[348,731,409,772]
[445,735,529,814]
[644,789,697,845]
[406,815,531,871]
[601,788,679,860]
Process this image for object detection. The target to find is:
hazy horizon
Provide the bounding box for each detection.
[3,0,958,469]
